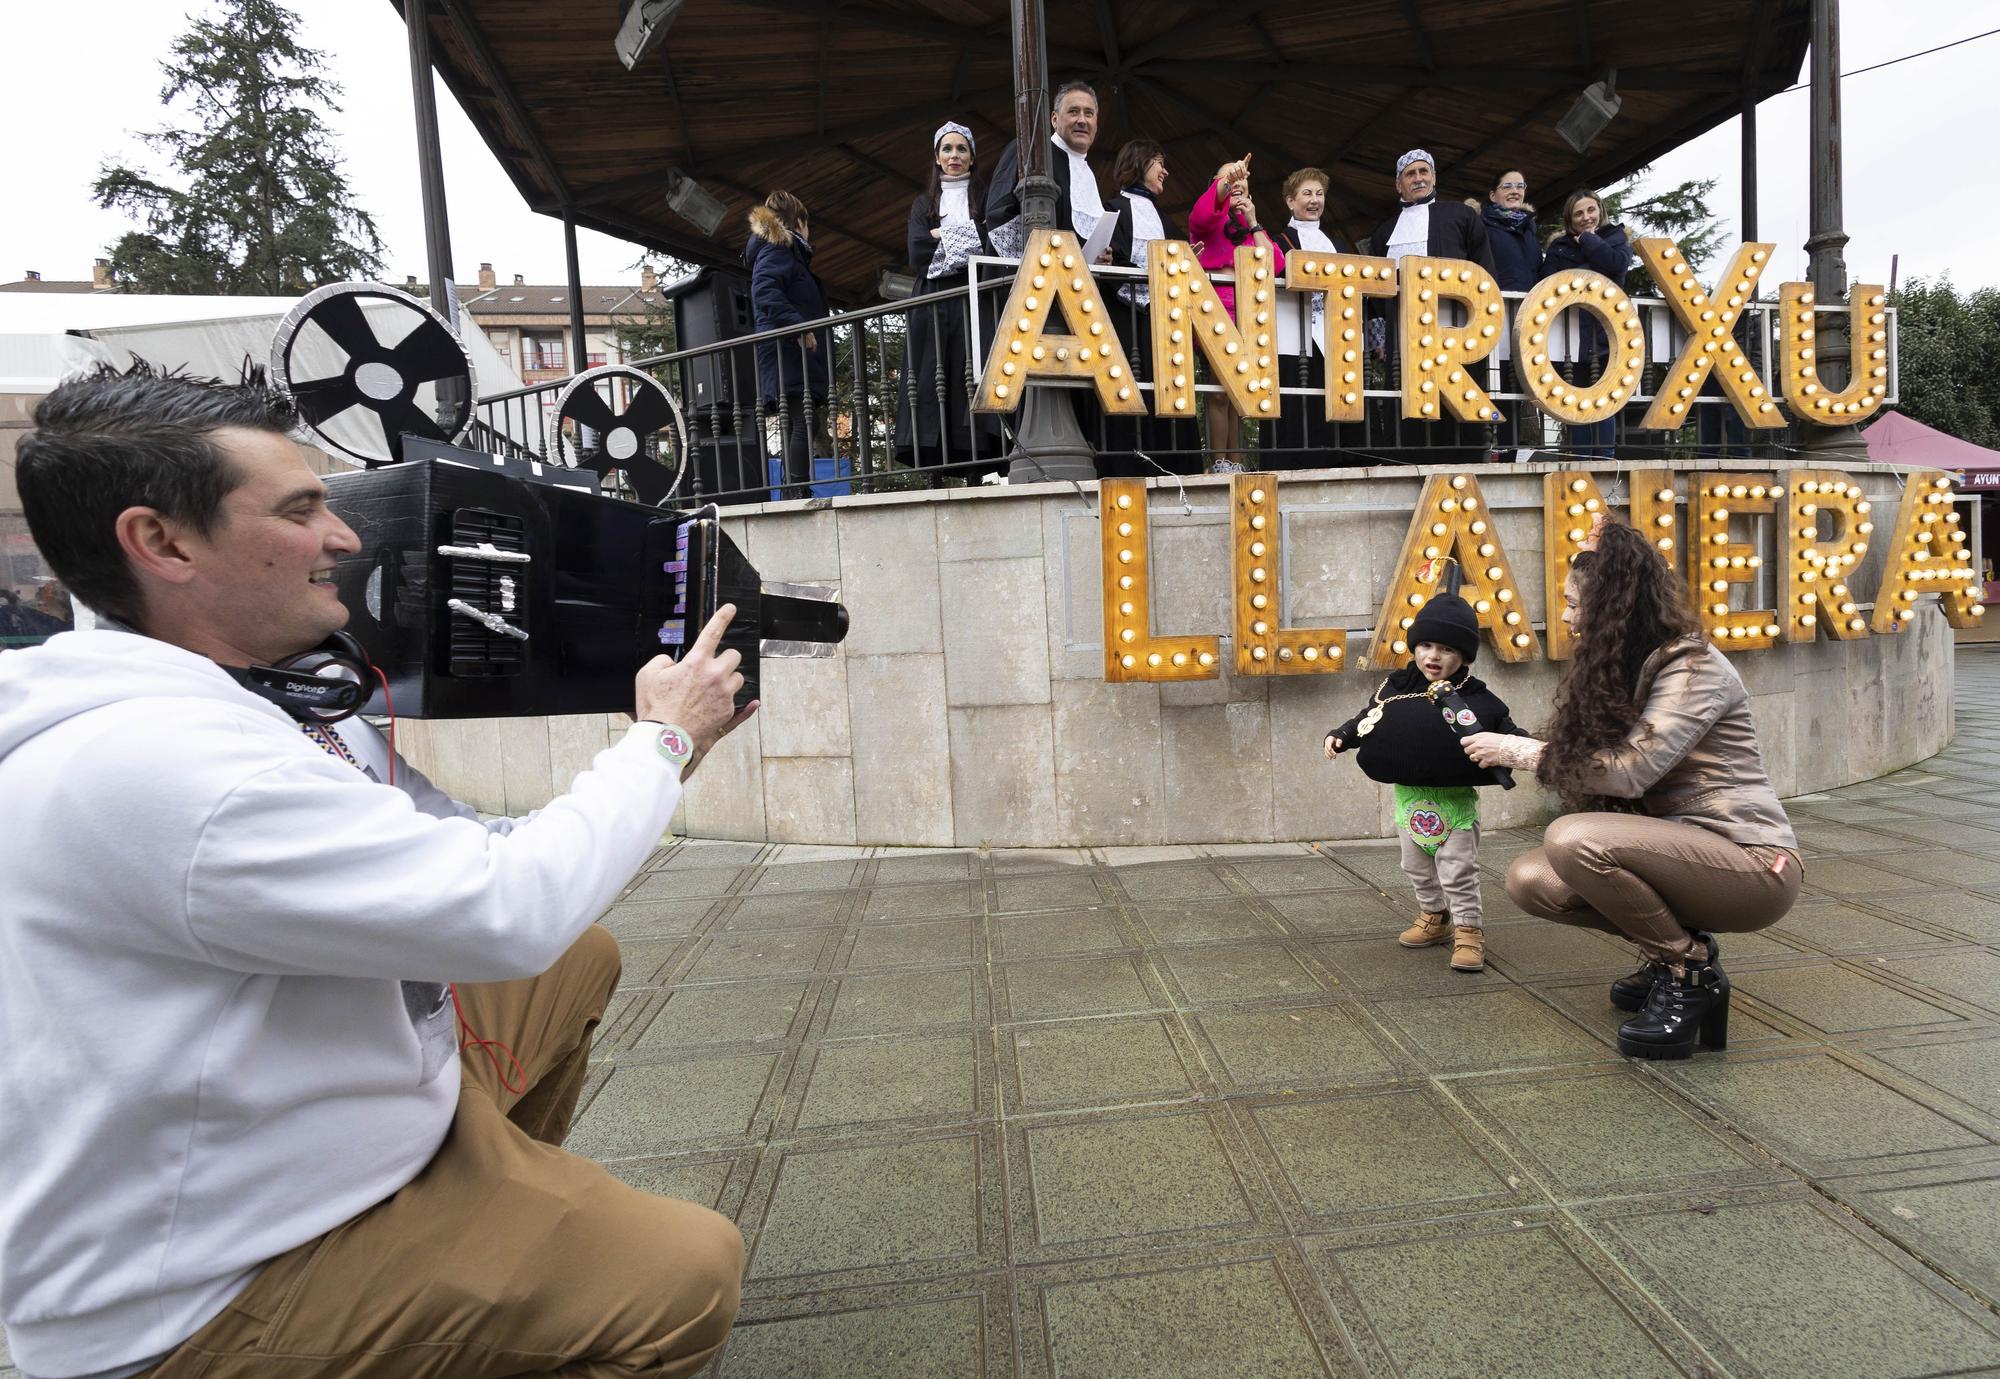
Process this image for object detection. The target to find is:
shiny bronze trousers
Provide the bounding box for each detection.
[1506,812,1802,961]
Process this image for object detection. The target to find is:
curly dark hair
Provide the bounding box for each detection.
[1537,518,1703,807]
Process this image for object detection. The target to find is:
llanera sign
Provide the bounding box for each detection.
[1096,469,1981,685]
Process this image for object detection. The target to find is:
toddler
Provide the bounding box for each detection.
[1325,589,1519,971]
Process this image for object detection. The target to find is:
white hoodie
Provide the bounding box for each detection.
[0,629,681,1377]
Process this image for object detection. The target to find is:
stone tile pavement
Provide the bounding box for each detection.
[7,647,2000,1378]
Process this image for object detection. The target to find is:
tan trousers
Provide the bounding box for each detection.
[1506,812,1803,961]
[139,926,744,1378]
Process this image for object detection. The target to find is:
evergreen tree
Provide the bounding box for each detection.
[93,0,383,294]
[1890,277,2000,448]
[1594,170,1728,296]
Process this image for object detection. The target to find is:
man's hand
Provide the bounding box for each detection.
[635,604,759,776]
[1324,733,1343,759]
[803,334,818,353]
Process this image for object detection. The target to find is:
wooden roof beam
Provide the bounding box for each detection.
[1135,77,1369,223]
[1123,0,1282,71]
[689,84,1014,174]
[435,0,570,205]
[1401,0,1437,70]
[728,0,1099,71]
[1138,60,1741,90]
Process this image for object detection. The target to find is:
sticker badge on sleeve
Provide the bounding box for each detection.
[1455,708,1478,727]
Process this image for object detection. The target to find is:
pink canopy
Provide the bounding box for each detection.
[1863,411,2000,481]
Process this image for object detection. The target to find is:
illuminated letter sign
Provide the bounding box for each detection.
[1368,473,1538,667]
[1147,241,1279,421]
[1397,259,1505,423]
[975,228,1147,415]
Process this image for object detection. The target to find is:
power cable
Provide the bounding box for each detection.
[1773,26,2000,93]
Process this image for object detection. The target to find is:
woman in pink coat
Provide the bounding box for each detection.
[1186,153,1284,472]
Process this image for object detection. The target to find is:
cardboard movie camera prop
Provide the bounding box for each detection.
[271,284,847,718]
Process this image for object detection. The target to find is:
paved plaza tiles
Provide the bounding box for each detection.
[8,646,2000,1379]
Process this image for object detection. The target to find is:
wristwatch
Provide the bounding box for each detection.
[647,722,695,772]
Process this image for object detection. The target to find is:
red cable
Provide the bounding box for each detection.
[352,669,522,1094]
[369,664,396,788]
[449,982,526,1095]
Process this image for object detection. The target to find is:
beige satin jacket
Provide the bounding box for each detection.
[1567,636,1800,851]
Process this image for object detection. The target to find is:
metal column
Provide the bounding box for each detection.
[406,0,456,324]
[1004,0,1094,483]
[563,212,589,377]
[1801,0,1865,457]
[1740,96,1758,242]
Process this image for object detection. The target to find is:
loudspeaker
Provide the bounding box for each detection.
[663,267,756,419]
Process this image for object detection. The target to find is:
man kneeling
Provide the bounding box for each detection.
[0,365,755,1378]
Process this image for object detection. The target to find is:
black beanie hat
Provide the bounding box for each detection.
[1407,591,1480,664]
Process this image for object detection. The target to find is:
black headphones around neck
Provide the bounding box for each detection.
[222,631,374,724]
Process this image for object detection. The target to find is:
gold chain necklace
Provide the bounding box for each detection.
[1355,670,1467,737]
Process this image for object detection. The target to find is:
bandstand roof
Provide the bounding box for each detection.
[401,0,1812,304]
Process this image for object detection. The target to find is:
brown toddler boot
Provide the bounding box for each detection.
[1450,925,1486,973]
[1399,909,1452,948]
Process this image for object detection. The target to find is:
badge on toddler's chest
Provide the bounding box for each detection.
[1358,705,1383,736]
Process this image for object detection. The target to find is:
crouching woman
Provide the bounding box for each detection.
[1461,519,1803,1059]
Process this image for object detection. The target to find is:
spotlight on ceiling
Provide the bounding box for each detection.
[876,268,918,302]
[662,170,728,237]
[616,0,686,71]
[1556,71,1622,154]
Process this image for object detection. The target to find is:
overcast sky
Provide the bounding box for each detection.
[2,0,1994,294]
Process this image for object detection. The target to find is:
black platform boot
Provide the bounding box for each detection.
[1609,961,1667,1011]
[1616,934,1729,1060]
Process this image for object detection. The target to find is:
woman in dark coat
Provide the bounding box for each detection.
[1541,189,1631,460]
[894,121,1000,483]
[1099,138,1195,475]
[1480,170,1542,448]
[1481,169,1543,292]
[744,190,833,498]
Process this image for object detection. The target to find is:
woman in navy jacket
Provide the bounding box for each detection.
[744,191,833,498]
[1542,190,1630,460]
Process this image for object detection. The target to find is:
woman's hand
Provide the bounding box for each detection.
[930,227,943,240]
[1324,733,1343,759]
[1462,732,1543,771]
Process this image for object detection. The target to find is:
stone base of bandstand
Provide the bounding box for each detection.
[390,460,1959,846]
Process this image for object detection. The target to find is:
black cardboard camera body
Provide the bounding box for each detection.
[324,456,830,719]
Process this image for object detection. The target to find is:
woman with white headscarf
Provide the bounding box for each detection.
[895,120,1000,480]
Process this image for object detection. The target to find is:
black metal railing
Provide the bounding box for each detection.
[472,263,1899,508]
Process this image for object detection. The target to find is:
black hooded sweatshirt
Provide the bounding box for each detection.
[1329,665,1521,788]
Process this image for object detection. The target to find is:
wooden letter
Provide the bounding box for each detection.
[1689,474,1781,650]
[1870,471,1985,632]
[1397,257,1505,423]
[1282,253,1397,422]
[1230,473,1346,675]
[1781,471,1873,641]
[1099,478,1221,681]
[1147,241,1280,420]
[975,228,1146,415]
[1368,472,1539,667]
[1541,470,1678,660]
[1781,283,1890,425]
[1636,239,1784,431]
[1514,271,1646,425]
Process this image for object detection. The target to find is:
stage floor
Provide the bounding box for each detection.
[12,653,1998,1378]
